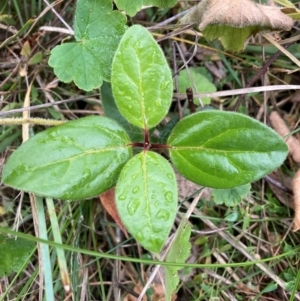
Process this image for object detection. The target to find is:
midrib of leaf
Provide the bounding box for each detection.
[169,126,253,146]
[135,47,147,129]
[28,145,131,171]
[170,146,267,154]
[142,153,153,231]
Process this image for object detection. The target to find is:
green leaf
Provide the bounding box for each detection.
[143,0,178,8]
[212,183,251,206]
[2,116,132,200]
[116,151,177,253]
[114,0,178,17]
[203,25,258,53]
[168,111,288,188]
[0,234,35,277]
[178,67,216,105]
[28,52,43,65]
[101,82,144,142]
[111,25,173,129]
[165,218,191,300]
[114,0,143,16]
[48,0,126,91]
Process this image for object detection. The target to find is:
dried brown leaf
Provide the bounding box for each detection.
[180,0,293,51]
[269,111,300,163]
[182,0,293,31]
[293,169,300,231]
[99,187,128,237]
[268,171,294,209]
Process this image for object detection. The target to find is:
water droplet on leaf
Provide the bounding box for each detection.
[136,231,144,241]
[164,191,174,204]
[155,100,161,107]
[118,191,127,201]
[132,186,139,194]
[127,199,140,215]
[156,209,170,221]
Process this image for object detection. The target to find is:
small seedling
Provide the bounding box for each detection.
[2,24,288,253]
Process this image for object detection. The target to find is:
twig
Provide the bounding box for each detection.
[0,95,100,117]
[173,85,300,100]
[232,41,293,112]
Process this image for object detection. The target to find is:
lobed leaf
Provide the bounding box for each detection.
[116,151,177,253]
[114,0,143,16]
[0,235,35,277]
[114,0,178,17]
[2,116,132,200]
[168,111,288,189]
[48,0,127,91]
[111,25,173,130]
[212,183,251,206]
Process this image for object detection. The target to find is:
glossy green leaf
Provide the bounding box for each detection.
[111,25,173,129]
[0,234,35,277]
[116,151,177,253]
[2,116,132,200]
[48,0,126,91]
[212,183,251,206]
[178,67,216,105]
[114,0,178,17]
[168,111,288,188]
[165,218,191,300]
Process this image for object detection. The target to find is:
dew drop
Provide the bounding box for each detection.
[151,194,156,200]
[167,173,174,179]
[158,182,166,189]
[125,96,132,101]
[136,231,144,241]
[13,164,28,176]
[156,209,170,221]
[152,225,161,233]
[127,199,140,216]
[132,186,139,194]
[118,191,127,201]
[132,174,138,179]
[164,191,174,204]
[120,153,127,162]
[160,81,169,90]
[82,168,91,180]
[155,100,161,107]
